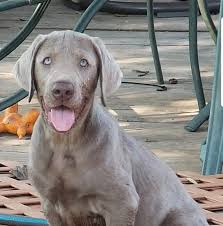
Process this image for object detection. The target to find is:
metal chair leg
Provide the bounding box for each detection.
[185,0,217,132]
[201,0,223,175]
[74,0,108,32]
[0,0,47,12]
[189,0,206,111]
[0,90,28,112]
[146,0,164,84]
[197,0,217,44]
[184,102,210,132]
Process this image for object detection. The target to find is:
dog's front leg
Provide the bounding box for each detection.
[42,200,65,226]
[102,186,139,226]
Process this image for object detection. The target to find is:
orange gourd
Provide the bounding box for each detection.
[17,125,27,139]
[5,104,18,115]
[3,113,23,134]
[0,115,5,133]
[21,109,40,135]
[0,104,39,139]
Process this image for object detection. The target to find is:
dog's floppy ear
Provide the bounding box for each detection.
[92,37,123,106]
[13,35,46,102]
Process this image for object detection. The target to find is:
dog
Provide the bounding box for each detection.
[13,30,209,226]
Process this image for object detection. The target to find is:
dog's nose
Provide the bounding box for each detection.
[52,81,74,100]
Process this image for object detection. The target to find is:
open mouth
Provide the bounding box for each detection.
[47,106,76,132]
[40,97,88,133]
[41,99,75,132]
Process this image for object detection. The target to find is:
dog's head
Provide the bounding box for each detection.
[13,31,123,133]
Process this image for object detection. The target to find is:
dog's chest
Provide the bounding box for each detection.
[40,148,101,219]
[45,150,80,197]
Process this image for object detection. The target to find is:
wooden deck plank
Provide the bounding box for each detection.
[2,162,223,225]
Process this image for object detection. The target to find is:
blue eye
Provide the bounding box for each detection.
[43,57,52,65]
[80,59,88,67]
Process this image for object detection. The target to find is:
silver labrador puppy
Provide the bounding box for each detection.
[13,30,208,226]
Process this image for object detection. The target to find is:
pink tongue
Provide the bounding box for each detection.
[48,107,75,132]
